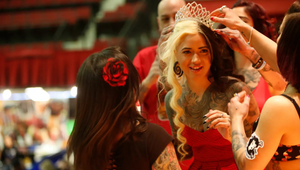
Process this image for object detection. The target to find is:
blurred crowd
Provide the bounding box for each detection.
[0,100,73,170]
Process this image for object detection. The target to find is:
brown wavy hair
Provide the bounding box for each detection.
[67,46,147,169]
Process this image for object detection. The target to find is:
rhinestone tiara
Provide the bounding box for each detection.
[175,2,213,28]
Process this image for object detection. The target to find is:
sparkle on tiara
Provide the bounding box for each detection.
[175,1,214,28]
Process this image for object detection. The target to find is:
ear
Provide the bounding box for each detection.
[157,16,162,33]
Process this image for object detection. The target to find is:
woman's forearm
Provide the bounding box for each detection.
[239,24,279,72]
[231,117,248,170]
[242,47,286,95]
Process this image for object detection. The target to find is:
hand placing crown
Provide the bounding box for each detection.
[175,1,214,29]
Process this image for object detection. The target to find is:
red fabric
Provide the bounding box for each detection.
[0,48,102,88]
[0,56,5,87]
[182,126,238,170]
[252,77,271,112]
[133,45,172,136]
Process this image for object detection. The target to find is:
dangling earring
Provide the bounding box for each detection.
[173,61,183,77]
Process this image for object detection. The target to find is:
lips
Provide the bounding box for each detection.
[189,66,203,72]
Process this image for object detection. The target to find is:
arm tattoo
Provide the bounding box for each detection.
[262,64,274,72]
[266,160,282,170]
[232,130,248,169]
[241,31,246,38]
[152,142,181,170]
[246,49,260,64]
[247,49,280,89]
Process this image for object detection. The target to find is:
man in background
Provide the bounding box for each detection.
[133,0,185,135]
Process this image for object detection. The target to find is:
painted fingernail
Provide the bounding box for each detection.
[203,115,207,118]
[211,17,214,20]
[247,95,250,98]
[203,120,206,124]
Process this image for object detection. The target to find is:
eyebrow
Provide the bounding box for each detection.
[181,46,209,51]
[160,15,169,18]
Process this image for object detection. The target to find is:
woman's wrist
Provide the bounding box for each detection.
[231,115,245,122]
[239,23,253,40]
[245,47,261,64]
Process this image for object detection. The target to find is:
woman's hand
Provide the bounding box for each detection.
[204,110,231,142]
[211,6,248,31]
[228,91,250,121]
[215,28,252,54]
[156,24,174,62]
[215,28,256,61]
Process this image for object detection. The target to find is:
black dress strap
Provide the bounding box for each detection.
[281,94,300,118]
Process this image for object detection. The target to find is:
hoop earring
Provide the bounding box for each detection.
[173,61,183,77]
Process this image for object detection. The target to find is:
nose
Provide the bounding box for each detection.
[191,53,201,64]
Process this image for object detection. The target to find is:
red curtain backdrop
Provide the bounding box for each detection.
[0,48,103,88]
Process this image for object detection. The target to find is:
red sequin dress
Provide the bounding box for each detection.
[182,125,238,170]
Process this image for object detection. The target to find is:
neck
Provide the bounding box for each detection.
[234,51,252,70]
[186,78,211,97]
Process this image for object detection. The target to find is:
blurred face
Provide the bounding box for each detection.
[232,7,254,27]
[157,0,186,32]
[232,7,254,43]
[176,33,212,81]
[4,136,13,148]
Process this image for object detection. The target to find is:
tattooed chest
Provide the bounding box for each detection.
[180,91,229,131]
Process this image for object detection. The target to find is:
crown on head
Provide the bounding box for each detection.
[175,2,213,28]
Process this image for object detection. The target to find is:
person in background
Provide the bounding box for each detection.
[1,135,25,170]
[211,2,300,169]
[161,2,260,169]
[67,46,181,169]
[133,0,186,135]
[219,0,286,111]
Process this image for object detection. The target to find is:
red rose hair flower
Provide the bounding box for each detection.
[102,58,129,87]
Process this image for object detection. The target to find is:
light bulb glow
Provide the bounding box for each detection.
[25,87,50,102]
[3,89,12,100]
[70,86,77,97]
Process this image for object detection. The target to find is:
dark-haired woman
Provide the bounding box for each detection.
[219,0,286,112]
[67,46,181,170]
[211,2,300,169]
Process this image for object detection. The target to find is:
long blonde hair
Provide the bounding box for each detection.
[160,20,212,159]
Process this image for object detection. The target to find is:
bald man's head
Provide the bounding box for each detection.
[157,0,186,32]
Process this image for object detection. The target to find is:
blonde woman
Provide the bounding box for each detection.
[160,2,260,169]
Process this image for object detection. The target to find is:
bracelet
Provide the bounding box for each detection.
[247,27,253,45]
[256,61,266,70]
[252,57,263,68]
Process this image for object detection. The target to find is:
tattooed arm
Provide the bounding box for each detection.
[228,92,289,170]
[243,48,286,96]
[152,142,182,170]
[215,28,286,96]
[165,91,193,160]
[227,80,260,137]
